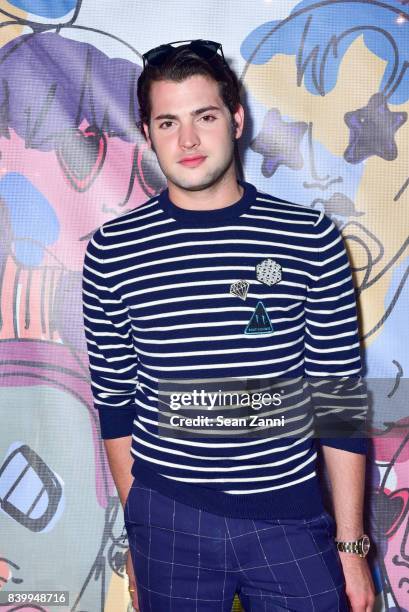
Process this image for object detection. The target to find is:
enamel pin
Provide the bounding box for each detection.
[244,301,273,334]
[230,280,249,301]
[256,258,282,286]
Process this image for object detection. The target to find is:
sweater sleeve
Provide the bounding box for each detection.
[304,212,369,455]
[82,227,139,439]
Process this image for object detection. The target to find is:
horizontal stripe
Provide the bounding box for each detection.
[82,181,368,519]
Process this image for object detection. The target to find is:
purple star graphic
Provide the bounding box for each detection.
[344,92,407,164]
[250,108,308,178]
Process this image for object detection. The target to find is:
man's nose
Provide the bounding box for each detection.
[179,122,200,149]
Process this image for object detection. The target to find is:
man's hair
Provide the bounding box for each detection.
[136,46,241,138]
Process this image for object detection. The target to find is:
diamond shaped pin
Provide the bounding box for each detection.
[256,259,282,286]
[230,280,249,300]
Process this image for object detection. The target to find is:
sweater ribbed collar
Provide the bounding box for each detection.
[158,180,257,228]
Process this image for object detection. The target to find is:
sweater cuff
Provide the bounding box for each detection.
[319,437,369,455]
[97,407,136,439]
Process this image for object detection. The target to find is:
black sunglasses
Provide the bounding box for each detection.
[142,39,226,69]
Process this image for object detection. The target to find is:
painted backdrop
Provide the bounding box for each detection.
[0,1,408,611]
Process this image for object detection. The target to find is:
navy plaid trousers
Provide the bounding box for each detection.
[124,477,348,611]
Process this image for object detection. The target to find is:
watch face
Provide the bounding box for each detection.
[362,535,371,555]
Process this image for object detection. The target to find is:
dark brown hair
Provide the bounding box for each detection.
[136,46,242,138]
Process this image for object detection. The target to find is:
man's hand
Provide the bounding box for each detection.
[101,437,140,609]
[320,447,374,610]
[126,549,140,612]
[339,554,376,611]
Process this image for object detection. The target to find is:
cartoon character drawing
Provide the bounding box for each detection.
[371,419,409,611]
[241,0,409,363]
[241,2,409,608]
[0,3,164,609]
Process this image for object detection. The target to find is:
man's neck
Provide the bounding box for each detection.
[167,173,243,212]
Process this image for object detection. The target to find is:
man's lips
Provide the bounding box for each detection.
[179,155,206,167]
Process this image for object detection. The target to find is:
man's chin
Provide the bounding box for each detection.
[167,168,232,193]
[175,181,215,192]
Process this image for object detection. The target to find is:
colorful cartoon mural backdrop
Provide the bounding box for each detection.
[0,1,408,610]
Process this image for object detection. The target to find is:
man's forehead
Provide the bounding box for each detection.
[149,75,224,112]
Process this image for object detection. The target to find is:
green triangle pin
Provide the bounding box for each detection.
[244,301,273,334]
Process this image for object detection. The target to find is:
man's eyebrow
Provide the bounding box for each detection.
[192,105,222,116]
[153,105,222,121]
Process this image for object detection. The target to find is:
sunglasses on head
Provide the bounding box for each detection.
[142,39,226,69]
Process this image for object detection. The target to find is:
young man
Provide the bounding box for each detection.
[82,40,375,611]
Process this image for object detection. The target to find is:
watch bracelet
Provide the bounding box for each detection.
[336,541,361,554]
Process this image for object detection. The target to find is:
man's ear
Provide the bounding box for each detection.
[143,122,152,147]
[233,104,245,140]
[143,122,157,155]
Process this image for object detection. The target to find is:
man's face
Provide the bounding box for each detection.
[143,75,244,193]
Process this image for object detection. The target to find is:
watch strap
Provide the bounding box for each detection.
[335,534,369,557]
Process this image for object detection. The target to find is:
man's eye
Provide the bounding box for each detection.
[200,115,216,122]
[159,121,173,129]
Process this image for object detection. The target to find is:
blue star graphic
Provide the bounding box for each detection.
[250,108,308,178]
[344,92,407,164]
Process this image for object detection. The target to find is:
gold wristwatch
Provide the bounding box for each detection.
[335,534,370,558]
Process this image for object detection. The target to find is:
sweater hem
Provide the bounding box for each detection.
[130,456,325,520]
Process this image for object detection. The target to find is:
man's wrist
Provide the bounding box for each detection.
[335,529,364,540]
[337,551,367,563]
[335,533,371,558]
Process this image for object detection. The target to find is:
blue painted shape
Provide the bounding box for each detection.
[7,464,45,514]
[243,87,365,211]
[6,0,76,18]
[369,562,383,596]
[241,0,409,104]
[244,301,273,334]
[0,172,59,267]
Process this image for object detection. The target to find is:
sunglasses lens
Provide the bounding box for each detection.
[190,40,220,60]
[143,40,223,68]
[144,44,173,66]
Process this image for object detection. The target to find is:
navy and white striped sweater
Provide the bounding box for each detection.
[82,181,368,519]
